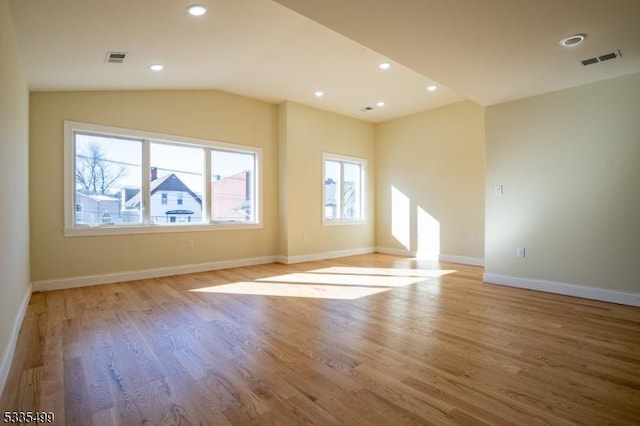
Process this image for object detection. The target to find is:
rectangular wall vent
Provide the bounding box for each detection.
[580,49,622,66]
[105,52,128,63]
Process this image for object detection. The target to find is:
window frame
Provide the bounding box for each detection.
[322,152,367,225]
[64,121,262,237]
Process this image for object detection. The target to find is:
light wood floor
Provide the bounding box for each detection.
[2,253,640,425]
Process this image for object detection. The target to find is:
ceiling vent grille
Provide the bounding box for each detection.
[105,52,128,63]
[580,49,622,66]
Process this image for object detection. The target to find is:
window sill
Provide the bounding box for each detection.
[64,222,262,237]
[322,220,367,227]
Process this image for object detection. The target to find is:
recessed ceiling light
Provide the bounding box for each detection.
[560,33,586,47]
[314,90,324,97]
[188,5,207,16]
[376,101,385,107]
[427,85,438,92]
[149,64,164,71]
[379,62,391,70]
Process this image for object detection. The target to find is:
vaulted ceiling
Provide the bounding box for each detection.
[9,0,640,122]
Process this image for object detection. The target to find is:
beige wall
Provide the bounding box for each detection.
[0,0,30,389]
[376,101,485,261]
[485,72,640,293]
[30,90,279,282]
[278,101,375,259]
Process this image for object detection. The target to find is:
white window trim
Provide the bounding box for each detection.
[322,152,367,226]
[64,121,263,237]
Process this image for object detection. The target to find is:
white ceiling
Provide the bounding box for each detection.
[275,0,640,106]
[8,0,640,122]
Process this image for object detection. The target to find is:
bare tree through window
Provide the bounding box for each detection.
[76,141,128,195]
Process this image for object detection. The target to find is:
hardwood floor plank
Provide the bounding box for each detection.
[2,253,639,425]
[64,356,94,426]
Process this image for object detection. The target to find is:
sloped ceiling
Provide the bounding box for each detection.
[8,0,640,122]
[275,0,640,105]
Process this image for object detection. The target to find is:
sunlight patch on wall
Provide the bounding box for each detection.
[391,186,411,249]
[416,206,440,260]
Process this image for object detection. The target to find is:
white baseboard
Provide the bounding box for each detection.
[32,256,279,292]
[375,247,484,267]
[483,273,640,307]
[277,247,376,265]
[0,283,32,397]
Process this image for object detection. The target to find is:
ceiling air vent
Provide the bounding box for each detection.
[105,52,128,63]
[598,52,618,62]
[580,49,622,66]
[580,57,599,66]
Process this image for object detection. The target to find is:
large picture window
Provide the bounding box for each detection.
[323,153,366,224]
[64,121,261,236]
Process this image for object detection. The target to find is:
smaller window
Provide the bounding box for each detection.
[76,204,83,220]
[177,194,183,205]
[161,193,168,205]
[323,153,366,224]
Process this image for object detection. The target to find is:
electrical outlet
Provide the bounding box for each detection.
[516,247,525,258]
[470,235,477,245]
[187,239,194,249]
[494,185,504,196]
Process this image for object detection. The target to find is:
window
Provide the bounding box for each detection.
[64,121,261,236]
[150,143,203,224]
[323,153,366,224]
[211,150,256,223]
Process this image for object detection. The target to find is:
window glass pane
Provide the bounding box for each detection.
[150,143,204,224]
[211,150,256,222]
[75,133,142,226]
[343,162,362,220]
[324,160,341,220]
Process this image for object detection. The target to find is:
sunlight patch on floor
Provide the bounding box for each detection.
[308,266,456,278]
[189,266,457,300]
[256,273,426,287]
[190,281,389,299]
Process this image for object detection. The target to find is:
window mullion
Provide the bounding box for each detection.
[340,161,346,220]
[361,163,365,220]
[252,153,258,222]
[65,128,76,229]
[204,147,212,223]
[142,139,151,224]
